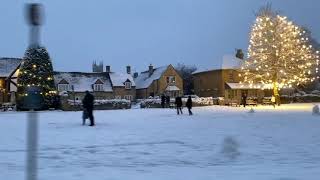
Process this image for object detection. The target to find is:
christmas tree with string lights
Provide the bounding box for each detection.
[16,46,58,110]
[240,5,319,105]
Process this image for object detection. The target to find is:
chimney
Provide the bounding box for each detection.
[106,65,111,73]
[148,64,153,77]
[126,66,131,74]
[133,72,138,78]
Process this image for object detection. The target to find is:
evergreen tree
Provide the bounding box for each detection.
[17,46,58,110]
[240,5,319,104]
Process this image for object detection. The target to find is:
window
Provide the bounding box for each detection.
[125,82,132,89]
[58,84,71,91]
[228,71,234,82]
[228,90,237,99]
[115,95,121,99]
[124,95,133,101]
[166,76,176,84]
[94,84,103,91]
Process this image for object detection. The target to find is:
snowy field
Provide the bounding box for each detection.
[1,104,320,180]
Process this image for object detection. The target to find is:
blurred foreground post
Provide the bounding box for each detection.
[26,111,38,180]
[25,3,43,180]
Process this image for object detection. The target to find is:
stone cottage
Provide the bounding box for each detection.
[0,58,22,104]
[134,64,183,99]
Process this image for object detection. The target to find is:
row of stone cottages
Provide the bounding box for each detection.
[0,58,183,105]
[0,55,294,106]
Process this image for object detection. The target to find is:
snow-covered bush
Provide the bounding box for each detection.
[140,96,215,108]
[61,99,131,111]
[221,136,240,159]
[67,99,130,106]
[312,105,320,115]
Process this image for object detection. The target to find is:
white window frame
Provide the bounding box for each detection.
[125,82,132,89]
[115,95,122,99]
[58,84,71,91]
[124,95,133,101]
[167,76,176,84]
[93,84,104,91]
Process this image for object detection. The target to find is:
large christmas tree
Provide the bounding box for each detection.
[16,46,58,110]
[240,5,319,104]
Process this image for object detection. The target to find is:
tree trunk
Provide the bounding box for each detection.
[273,82,281,106]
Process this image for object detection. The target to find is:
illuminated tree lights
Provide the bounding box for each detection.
[240,7,319,103]
[16,46,59,109]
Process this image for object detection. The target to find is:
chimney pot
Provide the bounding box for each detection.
[148,64,153,77]
[106,65,111,73]
[126,66,131,74]
[133,72,138,78]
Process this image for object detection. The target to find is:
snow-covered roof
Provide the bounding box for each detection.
[134,65,168,89]
[193,55,244,74]
[109,72,136,87]
[54,72,113,92]
[0,58,22,77]
[226,83,259,90]
[165,85,180,91]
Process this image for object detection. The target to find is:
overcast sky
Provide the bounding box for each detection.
[0,0,319,73]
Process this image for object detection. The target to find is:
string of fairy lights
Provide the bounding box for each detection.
[240,10,319,93]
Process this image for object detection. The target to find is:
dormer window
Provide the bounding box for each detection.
[93,79,104,91]
[57,79,71,91]
[93,84,103,91]
[58,84,71,91]
[125,82,132,89]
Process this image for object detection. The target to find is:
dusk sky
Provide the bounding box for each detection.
[0,0,319,73]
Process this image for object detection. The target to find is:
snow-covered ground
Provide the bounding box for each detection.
[1,104,320,180]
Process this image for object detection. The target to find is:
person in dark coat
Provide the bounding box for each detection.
[175,96,183,115]
[82,91,95,126]
[241,93,247,107]
[161,94,166,108]
[165,95,170,108]
[186,96,193,115]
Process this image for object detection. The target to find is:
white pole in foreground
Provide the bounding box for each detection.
[25,3,43,180]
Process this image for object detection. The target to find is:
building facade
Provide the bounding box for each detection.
[0,58,22,104]
[54,65,136,101]
[134,64,183,99]
[193,55,294,103]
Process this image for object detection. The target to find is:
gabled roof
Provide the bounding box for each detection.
[193,55,244,75]
[109,72,136,87]
[134,65,169,89]
[53,72,113,92]
[94,79,104,84]
[0,58,22,77]
[58,79,69,84]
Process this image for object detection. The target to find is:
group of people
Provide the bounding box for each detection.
[161,94,193,115]
[160,95,171,108]
[82,92,194,126]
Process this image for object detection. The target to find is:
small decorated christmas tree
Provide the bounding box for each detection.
[17,46,58,110]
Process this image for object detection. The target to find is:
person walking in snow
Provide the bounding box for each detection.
[165,95,170,108]
[161,94,166,108]
[271,95,276,108]
[241,93,247,107]
[175,96,183,115]
[82,91,95,126]
[186,96,193,115]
